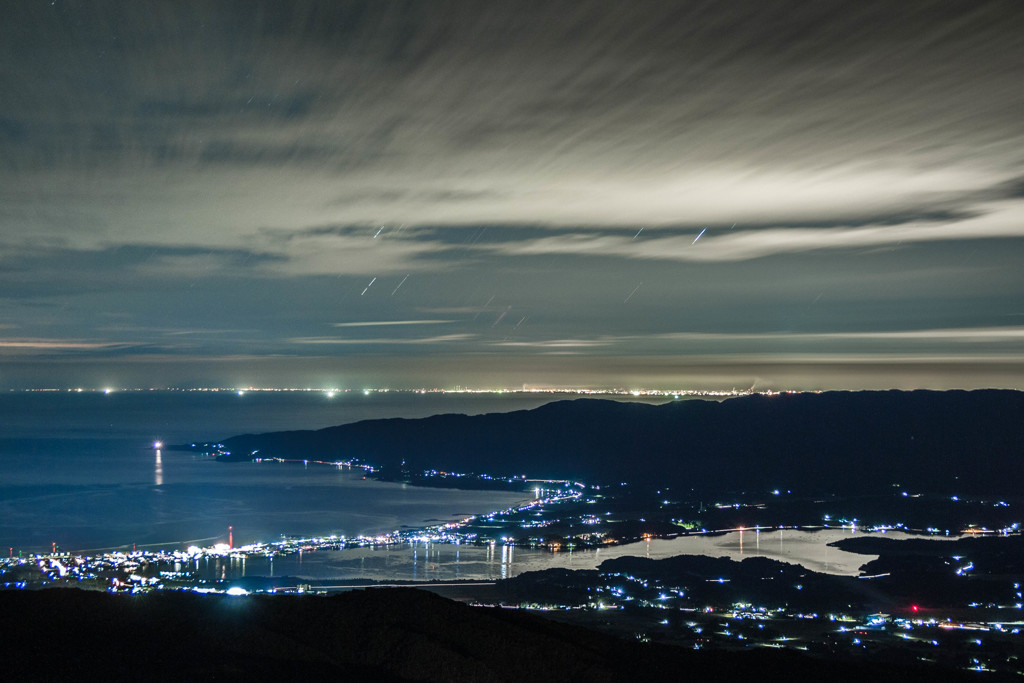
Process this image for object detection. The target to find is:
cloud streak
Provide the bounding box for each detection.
[331,320,455,327]
[653,327,1024,343]
[0,339,141,352]
[288,334,476,345]
[476,201,1024,263]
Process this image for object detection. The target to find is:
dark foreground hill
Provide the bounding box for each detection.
[209,390,1024,496]
[1,587,986,682]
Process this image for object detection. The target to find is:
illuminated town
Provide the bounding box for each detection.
[10,386,762,398]
[4,468,1023,676]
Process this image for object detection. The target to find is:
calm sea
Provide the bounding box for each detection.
[0,390,666,555]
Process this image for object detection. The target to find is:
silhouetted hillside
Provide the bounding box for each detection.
[208,390,1024,496]
[1,588,986,682]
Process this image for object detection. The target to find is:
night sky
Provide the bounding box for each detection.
[2,1,1023,390]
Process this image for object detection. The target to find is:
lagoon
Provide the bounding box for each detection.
[204,527,952,584]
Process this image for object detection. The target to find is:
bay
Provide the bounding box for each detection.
[0,390,666,554]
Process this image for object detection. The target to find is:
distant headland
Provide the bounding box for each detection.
[178,389,1024,498]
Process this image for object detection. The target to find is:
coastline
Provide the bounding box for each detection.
[6,493,995,593]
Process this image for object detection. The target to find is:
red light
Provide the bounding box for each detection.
[912,605,919,612]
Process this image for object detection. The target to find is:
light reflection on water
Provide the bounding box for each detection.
[154,448,163,487]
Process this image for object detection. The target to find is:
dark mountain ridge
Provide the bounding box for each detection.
[205,390,1024,496]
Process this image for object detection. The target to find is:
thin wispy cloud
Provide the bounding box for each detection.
[491,339,617,349]
[289,334,476,345]
[0,339,141,351]
[654,327,1024,343]
[331,320,455,328]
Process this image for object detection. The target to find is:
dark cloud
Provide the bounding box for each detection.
[991,175,1024,200]
[6,1,1023,179]
[0,242,278,268]
[136,92,317,121]
[197,140,337,165]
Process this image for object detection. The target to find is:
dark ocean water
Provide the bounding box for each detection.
[0,391,665,554]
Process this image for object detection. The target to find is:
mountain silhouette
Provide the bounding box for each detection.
[210,390,1024,496]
